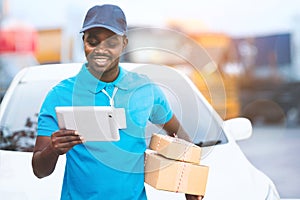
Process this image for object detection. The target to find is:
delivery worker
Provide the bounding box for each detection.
[32,4,202,200]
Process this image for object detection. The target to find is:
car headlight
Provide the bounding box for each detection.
[265,183,280,200]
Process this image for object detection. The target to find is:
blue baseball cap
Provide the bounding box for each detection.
[80,4,127,35]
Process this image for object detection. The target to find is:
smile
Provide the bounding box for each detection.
[94,56,110,61]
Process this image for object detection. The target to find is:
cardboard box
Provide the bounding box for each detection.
[149,133,201,164]
[144,150,209,196]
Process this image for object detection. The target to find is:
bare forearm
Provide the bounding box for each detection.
[32,144,59,178]
[163,115,191,142]
[173,124,191,142]
[32,130,83,178]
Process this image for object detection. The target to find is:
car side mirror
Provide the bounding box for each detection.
[223,117,252,141]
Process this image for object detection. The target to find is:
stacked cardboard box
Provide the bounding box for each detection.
[144,133,209,196]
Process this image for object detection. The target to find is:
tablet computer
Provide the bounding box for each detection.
[55,106,120,141]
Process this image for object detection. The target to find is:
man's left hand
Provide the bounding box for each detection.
[185,194,203,200]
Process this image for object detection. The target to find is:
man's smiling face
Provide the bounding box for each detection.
[83,27,128,81]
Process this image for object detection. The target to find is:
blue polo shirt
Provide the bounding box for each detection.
[37,63,173,200]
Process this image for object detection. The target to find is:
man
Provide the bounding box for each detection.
[32,4,202,200]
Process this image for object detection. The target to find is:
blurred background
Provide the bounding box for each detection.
[0,0,299,198]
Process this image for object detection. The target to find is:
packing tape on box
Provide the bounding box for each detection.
[175,160,188,192]
[154,134,192,161]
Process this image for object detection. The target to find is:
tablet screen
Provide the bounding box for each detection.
[55,106,120,141]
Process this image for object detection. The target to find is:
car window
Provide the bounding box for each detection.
[137,65,228,147]
[145,85,228,147]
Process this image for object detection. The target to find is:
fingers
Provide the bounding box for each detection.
[52,130,84,143]
[51,130,84,155]
[185,194,203,200]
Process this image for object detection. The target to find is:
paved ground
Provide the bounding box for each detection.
[237,125,300,199]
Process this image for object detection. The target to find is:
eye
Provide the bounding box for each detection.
[87,38,99,47]
[106,41,118,48]
[104,38,120,48]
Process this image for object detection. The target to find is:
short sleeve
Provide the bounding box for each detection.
[37,88,60,137]
[149,84,173,124]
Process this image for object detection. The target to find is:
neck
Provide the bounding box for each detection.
[87,62,120,82]
[91,66,119,82]
[101,67,119,82]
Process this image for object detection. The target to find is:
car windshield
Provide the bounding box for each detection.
[0,66,228,152]
[0,79,57,152]
[144,81,228,148]
[133,65,229,148]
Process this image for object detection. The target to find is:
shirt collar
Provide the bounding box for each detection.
[78,63,128,94]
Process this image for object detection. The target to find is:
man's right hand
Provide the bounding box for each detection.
[32,130,84,178]
[50,130,84,155]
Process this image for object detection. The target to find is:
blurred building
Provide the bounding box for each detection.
[0,17,38,101]
[234,32,300,125]
[292,14,300,80]
[123,20,241,120]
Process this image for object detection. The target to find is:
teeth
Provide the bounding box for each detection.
[95,57,108,62]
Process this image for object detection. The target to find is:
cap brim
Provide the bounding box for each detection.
[79,24,125,35]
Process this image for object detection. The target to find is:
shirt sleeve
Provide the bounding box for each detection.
[37,88,60,137]
[149,83,173,124]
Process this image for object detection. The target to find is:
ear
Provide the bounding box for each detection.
[122,36,128,49]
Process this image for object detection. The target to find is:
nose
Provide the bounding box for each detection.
[94,42,107,54]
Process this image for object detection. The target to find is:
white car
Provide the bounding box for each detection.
[0,63,280,200]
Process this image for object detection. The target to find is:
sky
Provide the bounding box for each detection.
[3,0,300,37]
